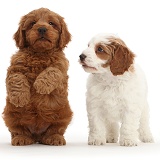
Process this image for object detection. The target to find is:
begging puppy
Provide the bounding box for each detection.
[79,33,153,146]
[3,8,72,146]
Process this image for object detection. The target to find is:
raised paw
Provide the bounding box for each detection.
[41,134,66,146]
[34,79,56,94]
[33,67,61,94]
[7,73,30,107]
[9,91,30,107]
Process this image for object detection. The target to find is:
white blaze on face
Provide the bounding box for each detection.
[81,33,118,73]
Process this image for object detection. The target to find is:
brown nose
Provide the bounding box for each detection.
[38,27,47,35]
[79,54,86,61]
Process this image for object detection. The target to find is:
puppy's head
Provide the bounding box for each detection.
[79,33,135,76]
[14,8,71,52]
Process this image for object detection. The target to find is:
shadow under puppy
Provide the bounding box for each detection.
[79,33,153,146]
[3,8,73,146]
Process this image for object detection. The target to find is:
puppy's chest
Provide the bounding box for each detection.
[100,84,123,104]
[24,56,52,80]
[27,56,50,70]
[89,80,126,120]
[88,78,126,108]
[92,78,125,96]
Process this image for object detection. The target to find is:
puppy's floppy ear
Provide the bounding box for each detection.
[110,43,135,76]
[58,17,71,49]
[13,16,27,49]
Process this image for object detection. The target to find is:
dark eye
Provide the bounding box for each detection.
[31,21,36,26]
[97,47,104,52]
[49,21,59,31]
[49,22,54,26]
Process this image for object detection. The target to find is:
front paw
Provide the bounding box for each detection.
[88,136,106,145]
[7,73,30,107]
[34,79,55,94]
[9,91,30,107]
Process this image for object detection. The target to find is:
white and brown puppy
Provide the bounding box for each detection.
[79,33,153,146]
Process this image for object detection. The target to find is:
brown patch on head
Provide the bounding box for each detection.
[95,43,114,67]
[108,37,135,76]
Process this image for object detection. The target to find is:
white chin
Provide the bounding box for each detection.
[82,66,97,73]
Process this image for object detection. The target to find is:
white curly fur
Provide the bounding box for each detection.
[80,33,154,146]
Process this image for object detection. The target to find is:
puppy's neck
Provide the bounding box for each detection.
[23,47,60,55]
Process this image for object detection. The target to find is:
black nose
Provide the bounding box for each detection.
[38,27,47,35]
[79,54,87,61]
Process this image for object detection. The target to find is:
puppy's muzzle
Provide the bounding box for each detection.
[79,54,87,62]
[38,27,47,36]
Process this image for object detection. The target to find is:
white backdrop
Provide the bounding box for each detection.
[1,0,160,159]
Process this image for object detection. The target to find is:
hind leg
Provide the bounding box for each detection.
[119,107,141,146]
[3,102,35,146]
[138,103,154,143]
[40,110,72,146]
[11,130,35,146]
[41,122,68,146]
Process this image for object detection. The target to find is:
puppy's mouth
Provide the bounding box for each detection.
[36,36,51,42]
[80,61,97,71]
